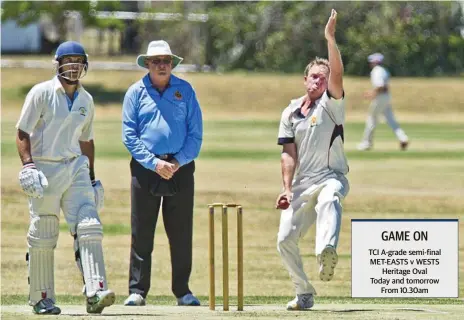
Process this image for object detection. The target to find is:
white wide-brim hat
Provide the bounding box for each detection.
[368,53,384,63]
[136,40,183,69]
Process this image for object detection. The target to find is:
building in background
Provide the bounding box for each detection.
[1,20,42,53]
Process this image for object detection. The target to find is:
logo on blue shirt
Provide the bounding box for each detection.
[174,90,183,100]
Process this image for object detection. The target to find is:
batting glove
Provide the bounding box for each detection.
[18,162,49,198]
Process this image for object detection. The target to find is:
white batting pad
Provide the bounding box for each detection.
[27,215,59,305]
[92,180,104,211]
[76,205,108,297]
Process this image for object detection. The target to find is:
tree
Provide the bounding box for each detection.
[1,1,123,44]
[205,1,464,76]
[342,1,464,76]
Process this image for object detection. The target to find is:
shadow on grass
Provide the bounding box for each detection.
[19,84,126,105]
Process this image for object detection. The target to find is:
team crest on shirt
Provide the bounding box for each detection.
[78,107,87,117]
[310,116,317,127]
[174,91,182,100]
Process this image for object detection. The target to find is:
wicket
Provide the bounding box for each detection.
[208,203,244,311]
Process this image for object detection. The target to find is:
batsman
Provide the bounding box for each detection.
[275,9,349,310]
[15,41,115,315]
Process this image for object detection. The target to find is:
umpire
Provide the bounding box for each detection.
[122,40,203,306]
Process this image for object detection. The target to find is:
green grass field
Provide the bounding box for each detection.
[1,66,463,319]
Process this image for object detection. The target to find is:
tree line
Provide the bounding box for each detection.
[2,1,463,76]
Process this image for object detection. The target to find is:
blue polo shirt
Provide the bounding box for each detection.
[65,90,79,111]
[122,73,203,170]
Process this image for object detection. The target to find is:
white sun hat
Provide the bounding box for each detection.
[368,53,384,63]
[136,40,183,69]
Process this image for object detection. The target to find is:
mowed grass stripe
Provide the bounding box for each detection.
[1,294,461,305]
[2,120,463,160]
[1,141,463,160]
[2,121,464,141]
[199,149,464,160]
[206,121,464,141]
[91,120,464,142]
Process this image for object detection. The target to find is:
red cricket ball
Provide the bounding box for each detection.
[278,198,290,210]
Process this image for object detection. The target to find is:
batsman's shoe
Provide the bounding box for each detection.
[357,141,372,151]
[400,141,409,151]
[32,298,61,315]
[318,245,338,282]
[286,293,314,310]
[86,289,115,314]
[177,293,200,306]
[124,293,146,306]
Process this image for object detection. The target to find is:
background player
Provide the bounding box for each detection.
[357,53,409,151]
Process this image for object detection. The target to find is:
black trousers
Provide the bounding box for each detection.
[128,158,195,298]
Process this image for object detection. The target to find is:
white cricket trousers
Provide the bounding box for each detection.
[277,176,349,295]
[27,155,102,305]
[361,93,408,146]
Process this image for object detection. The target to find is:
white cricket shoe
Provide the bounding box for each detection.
[357,141,372,151]
[124,293,146,306]
[86,289,115,314]
[318,245,339,282]
[286,293,314,310]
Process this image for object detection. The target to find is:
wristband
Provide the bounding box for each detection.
[23,162,36,169]
[89,168,96,186]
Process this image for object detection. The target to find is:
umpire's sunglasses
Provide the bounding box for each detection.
[148,58,172,65]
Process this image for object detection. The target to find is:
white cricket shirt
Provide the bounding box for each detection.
[370,65,390,88]
[16,76,95,161]
[277,91,349,186]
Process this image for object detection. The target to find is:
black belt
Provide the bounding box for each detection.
[156,154,174,161]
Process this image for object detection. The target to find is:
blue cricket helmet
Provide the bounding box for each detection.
[55,41,88,61]
[54,41,89,81]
